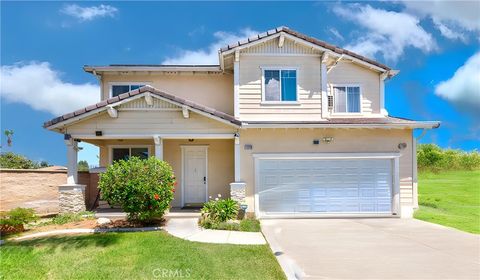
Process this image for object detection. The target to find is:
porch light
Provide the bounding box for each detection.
[95,130,103,136]
[188,139,194,142]
[322,137,334,144]
[398,143,407,150]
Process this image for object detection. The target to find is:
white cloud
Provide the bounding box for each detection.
[433,18,468,43]
[435,52,480,112]
[1,62,99,116]
[333,4,436,62]
[163,28,259,65]
[60,4,117,21]
[403,1,480,32]
[328,27,344,41]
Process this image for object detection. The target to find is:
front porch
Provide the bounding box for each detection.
[61,134,246,212]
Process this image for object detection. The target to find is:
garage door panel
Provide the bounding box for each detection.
[258,158,393,215]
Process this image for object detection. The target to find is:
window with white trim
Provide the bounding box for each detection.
[112,147,149,162]
[111,84,145,97]
[333,86,361,113]
[263,69,297,102]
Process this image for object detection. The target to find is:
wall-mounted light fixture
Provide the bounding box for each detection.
[95,130,103,136]
[322,137,334,144]
[313,139,320,145]
[398,143,407,150]
[188,139,194,142]
[244,144,253,150]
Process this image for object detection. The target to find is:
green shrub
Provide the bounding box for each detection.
[0,152,43,169]
[98,157,175,222]
[199,196,239,229]
[239,218,261,232]
[417,144,480,172]
[50,211,94,225]
[0,208,38,234]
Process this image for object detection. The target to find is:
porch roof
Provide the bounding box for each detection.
[43,86,242,129]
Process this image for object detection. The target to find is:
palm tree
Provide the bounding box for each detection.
[4,130,14,147]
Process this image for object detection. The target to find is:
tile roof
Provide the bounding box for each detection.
[44,86,439,130]
[43,86,242,128]
[244,117,440,128]
[220,26,391,71]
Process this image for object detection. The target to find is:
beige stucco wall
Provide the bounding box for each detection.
[163,139,234,207]
[101,73,234,115]
[0,170,64,214]
[239,128,414,213]
[328,61,381,115]
[95,139,234,208]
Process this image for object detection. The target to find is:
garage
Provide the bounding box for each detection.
[254,153,399,217]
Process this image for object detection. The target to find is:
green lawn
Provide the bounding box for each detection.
[0,231,285,280]
[414,170,480,234]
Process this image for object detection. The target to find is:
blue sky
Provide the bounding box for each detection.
[1,1,479,166]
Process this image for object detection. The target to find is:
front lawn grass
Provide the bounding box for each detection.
[414,170,480,234]
[0,231,285,280]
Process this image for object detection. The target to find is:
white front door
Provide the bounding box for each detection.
[183,146,208,205]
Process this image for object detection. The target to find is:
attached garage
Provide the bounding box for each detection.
[254,153,400,218]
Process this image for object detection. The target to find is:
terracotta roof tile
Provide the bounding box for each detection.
[44,85,242,128]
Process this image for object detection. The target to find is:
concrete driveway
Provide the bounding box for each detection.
[261,218,480,279]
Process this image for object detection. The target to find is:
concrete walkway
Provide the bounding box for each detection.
[165,215,266,245]
[262,218,480,280]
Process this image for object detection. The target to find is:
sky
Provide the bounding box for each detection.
[1,1,479,167]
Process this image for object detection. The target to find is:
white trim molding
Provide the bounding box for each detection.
[108,145,152,164]
[260,66,300,104]
[234,50,240,119]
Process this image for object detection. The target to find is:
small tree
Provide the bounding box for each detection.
[78,160,90,171]
[0,152,40,169]
[98,157,176,222]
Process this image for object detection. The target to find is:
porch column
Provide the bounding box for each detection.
[66,138,78,184]
[59,136,86,213]
[230,133,247,210]
[321,52,329,119]
[234,133,241,181]
[154,136,163,160]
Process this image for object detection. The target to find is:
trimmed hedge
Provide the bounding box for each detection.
[417,144,480,172]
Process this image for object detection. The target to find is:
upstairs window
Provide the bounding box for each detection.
[333,86,361,113]
[263,69,297,102]
[112,147,149,162]
[111,84,145,97]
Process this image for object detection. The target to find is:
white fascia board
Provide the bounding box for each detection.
[242,121,440,129]
[84,66,222,73]
[252,152,401,159]
[71,133,235,140]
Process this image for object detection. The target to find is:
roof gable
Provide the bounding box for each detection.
[220,26,392,72]
[44,86,241,129]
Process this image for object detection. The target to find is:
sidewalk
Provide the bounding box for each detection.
[165,216,266,245]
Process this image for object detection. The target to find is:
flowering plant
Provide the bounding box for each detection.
[99,157,175,222]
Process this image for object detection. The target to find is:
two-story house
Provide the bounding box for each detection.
[44,27,439,218]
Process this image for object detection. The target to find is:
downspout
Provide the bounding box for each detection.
[412,128,428,209]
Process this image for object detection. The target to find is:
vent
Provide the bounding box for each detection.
[328,95,334,109]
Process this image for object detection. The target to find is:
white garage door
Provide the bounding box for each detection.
[256,157,393,216]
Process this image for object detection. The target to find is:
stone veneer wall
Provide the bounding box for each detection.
[0,169,97,215]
